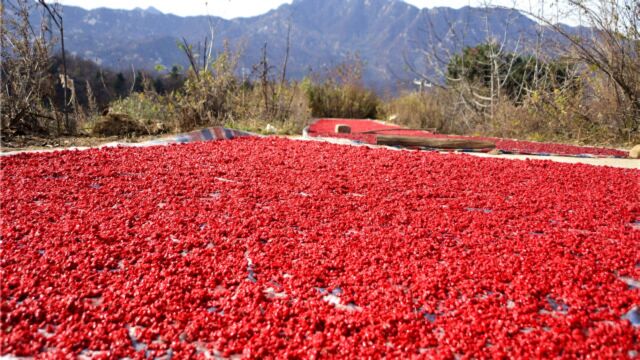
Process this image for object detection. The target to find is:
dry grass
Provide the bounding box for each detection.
[384,76,639,148]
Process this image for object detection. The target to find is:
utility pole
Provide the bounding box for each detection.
[0,0,4,135]
[38,1,73,134]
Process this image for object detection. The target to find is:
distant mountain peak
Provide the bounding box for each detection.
[131,6,163,15]
[145,6,163,15]
[48,2,567,91]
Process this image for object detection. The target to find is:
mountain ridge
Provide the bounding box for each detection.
[44,0,568,90]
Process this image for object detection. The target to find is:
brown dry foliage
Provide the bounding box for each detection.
[386,71,639,146]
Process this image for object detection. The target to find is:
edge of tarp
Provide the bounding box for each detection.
[1,127,259,157]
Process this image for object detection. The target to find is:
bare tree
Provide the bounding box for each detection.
[37,0,73,133]
[1,0,55,134]
[525,0,640,132]
[405,4,533,128]
[253,21,297,123]
[178,5,218,80]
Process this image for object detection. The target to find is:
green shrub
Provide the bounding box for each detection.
[447,43,575,104]
[109,92,174,131]
[304,80,381,119]
[302,57,382,119]
[384,90,462,134]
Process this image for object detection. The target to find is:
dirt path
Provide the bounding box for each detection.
[462,152,639,169]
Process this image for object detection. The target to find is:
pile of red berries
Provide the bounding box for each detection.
[307,119,630,157]
[2,137,638,358]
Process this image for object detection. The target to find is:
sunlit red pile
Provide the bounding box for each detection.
[307,118,630,158]
[2,137,639,358]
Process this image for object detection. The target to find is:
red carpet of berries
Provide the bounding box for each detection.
[307,119,630,157]
[1,137,639,358]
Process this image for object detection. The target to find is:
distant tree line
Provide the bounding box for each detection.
[50,54,186,112]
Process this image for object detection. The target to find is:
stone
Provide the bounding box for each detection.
[335,124,351,134]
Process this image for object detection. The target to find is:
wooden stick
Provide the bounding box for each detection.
[357,128,438,134]
[376,135,496,149]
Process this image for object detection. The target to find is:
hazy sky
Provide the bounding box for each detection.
[55,0,550,19]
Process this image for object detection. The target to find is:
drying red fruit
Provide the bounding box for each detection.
[307,118,630,157]
[1,137,639,358]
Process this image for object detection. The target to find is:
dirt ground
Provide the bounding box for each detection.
[0,134,161,153]
[462,151,639,169]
